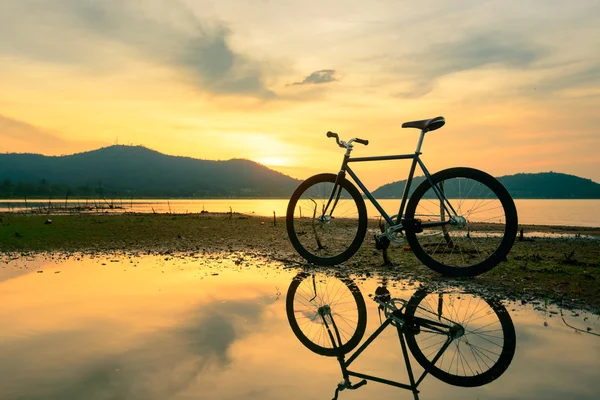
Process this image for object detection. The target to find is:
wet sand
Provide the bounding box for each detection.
[1,213,598,311]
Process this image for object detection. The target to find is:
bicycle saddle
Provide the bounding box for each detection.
[402,116,445,132]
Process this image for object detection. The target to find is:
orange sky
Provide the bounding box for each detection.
[1,0,599,189]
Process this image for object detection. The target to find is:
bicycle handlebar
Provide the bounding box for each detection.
[326,131,341,146]
[326,131,369,147]
[351,379,367,389]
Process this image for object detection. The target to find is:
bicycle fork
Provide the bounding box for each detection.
[320,312,368,400]
[321,170,346,219]
[307,171,346,249]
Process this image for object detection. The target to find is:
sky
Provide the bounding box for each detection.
[1,0,599,189]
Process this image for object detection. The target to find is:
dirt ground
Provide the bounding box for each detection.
[1,213,598,312]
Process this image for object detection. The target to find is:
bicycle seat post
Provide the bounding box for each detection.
[415,130,426,154]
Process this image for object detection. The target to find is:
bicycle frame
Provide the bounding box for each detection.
[327,299,455,400]
[323,130,459,229]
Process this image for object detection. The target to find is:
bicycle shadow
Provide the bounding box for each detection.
[285,270,517,399]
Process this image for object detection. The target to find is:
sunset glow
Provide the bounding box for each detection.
[1,0,599,188]
[254,157,293,167]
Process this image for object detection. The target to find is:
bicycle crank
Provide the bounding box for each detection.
[385,215,408,244]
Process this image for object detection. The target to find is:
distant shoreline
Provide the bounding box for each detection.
[2,197,600,201]
[2,198,600,229]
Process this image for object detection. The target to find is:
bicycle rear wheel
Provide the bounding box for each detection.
[405,167,518,276]
[404,290,516,387]
[286,174,367,266]
[286,272,367,356]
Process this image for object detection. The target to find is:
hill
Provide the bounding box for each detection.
[371,172,600,199]
[0,145,301,198]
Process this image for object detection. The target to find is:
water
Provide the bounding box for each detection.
[1,199,599,228]
[1,254,598,400]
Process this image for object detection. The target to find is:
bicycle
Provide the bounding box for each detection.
[286,116,518,276]
[286,272,517,399]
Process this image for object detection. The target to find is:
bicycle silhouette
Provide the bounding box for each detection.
[286,117,518,277]
[286,271,517,399]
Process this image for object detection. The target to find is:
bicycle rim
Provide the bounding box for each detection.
[286,272,367,356]
[404,290,516,387]
[286,174,367,266]
[405,168,518,276]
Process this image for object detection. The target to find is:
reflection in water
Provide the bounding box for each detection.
[8,301,264,400]
[1,254,598,399]
[0,255,280,400]
[286,272,517,399]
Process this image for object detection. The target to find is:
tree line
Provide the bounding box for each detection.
[0,179,118,198]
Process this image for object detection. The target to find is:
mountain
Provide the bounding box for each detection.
[0,145,301,198]
[496,172,600,199]
[371,172,600,199]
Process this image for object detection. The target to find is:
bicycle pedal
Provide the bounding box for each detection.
[374,235,390,250]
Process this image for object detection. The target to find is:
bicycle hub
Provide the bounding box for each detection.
[450,215,467,228]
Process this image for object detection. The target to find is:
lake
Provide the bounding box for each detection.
[2,198,599,227]
[1,254,598,399]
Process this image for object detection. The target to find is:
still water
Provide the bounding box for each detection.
[2,199,600,227]
[1,254,598,399]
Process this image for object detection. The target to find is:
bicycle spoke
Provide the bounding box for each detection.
[405,290,515,386]
[288,272,367,355]
[406,169,516,275]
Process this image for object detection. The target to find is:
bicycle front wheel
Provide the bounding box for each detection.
[405,168,518,276]
[404,290,516,387]
[286,272,367,356]
[286,174,367,266]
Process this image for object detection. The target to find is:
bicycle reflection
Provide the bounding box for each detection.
[286,272,517,399]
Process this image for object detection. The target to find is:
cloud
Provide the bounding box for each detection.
[0,0,275,98]
[0,298,271,400]
[535,62,600,94]
[0,114,67,147]
[424,33,544,74]
[394,32,546,98]
[290,69,338,86]
[0,114,107,154]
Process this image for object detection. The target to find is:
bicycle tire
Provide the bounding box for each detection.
[404,289,516,387]
[286,173,367,266]
[405,167,518,276]
[286,272,367,357]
